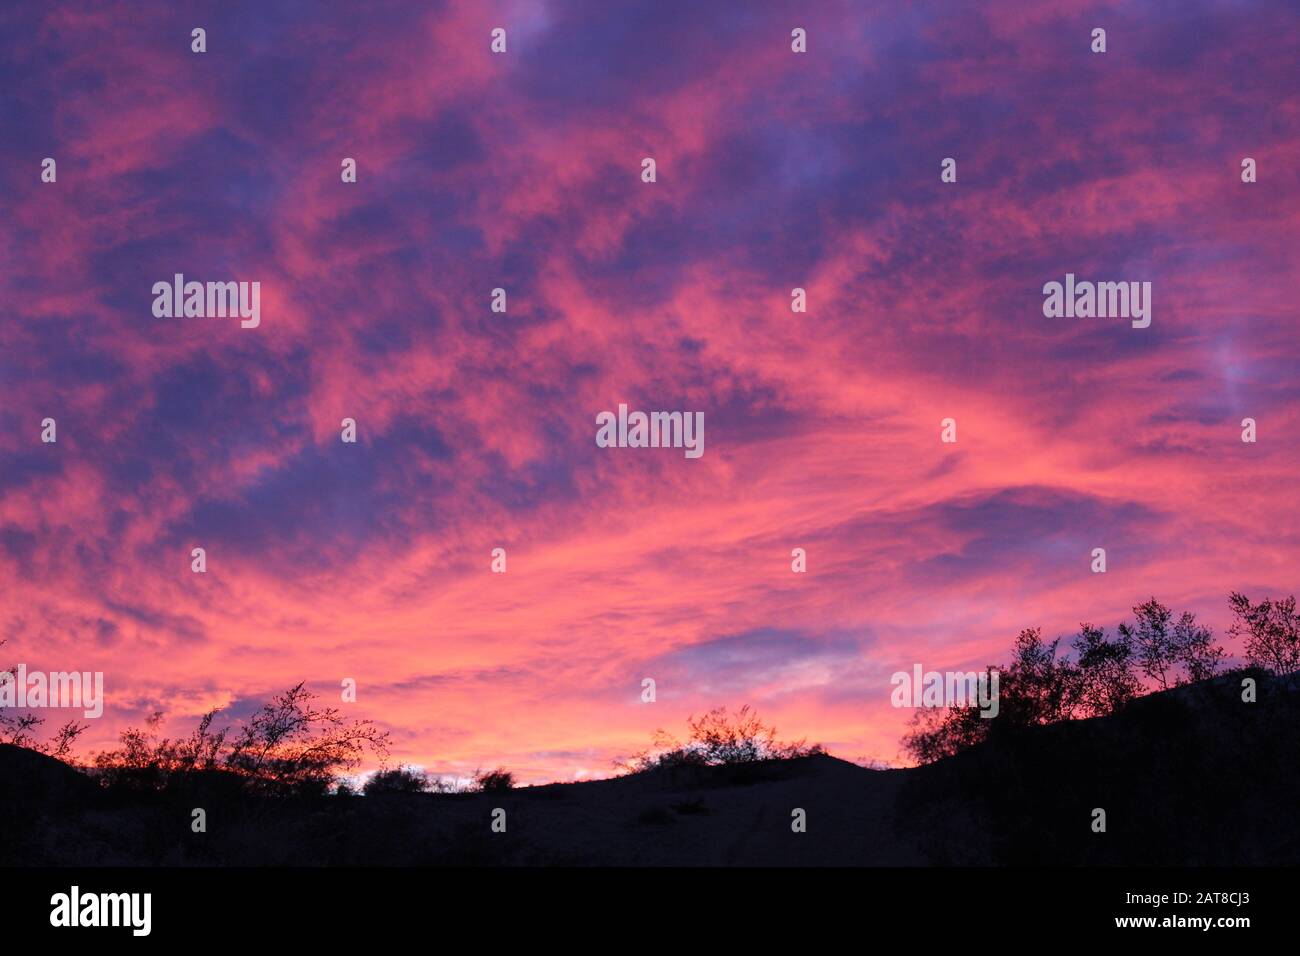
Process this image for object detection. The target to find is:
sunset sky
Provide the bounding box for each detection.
[1,0,1298,784]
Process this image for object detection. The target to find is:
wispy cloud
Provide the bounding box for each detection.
[1,0,1297,779]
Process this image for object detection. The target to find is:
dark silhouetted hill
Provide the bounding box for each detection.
[3,670,1297,865]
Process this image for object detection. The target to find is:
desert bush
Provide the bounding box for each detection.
[617,705,823,774]
[92,683,389,795]
[0,641,88,759]
[363,765,429,794]
[472,768,515,792]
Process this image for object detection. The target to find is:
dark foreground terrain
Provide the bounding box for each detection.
[3,672,1297,866]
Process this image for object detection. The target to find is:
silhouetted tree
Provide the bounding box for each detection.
[1229,592,1300,676]
[901,699,992,764]
[1072,623,1140,716]
[997,628,1079,726]
[903,601,1226,764]
[1119,599,1223,689]
[902,631,1079,764]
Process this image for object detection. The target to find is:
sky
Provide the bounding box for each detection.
[1,0,1298,783]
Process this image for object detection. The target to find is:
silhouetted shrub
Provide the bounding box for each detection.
[0,641,88,759]
[617,705,823,773]
[92,683,390,795]
[363,766,429,794]
[473,768,515,792]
